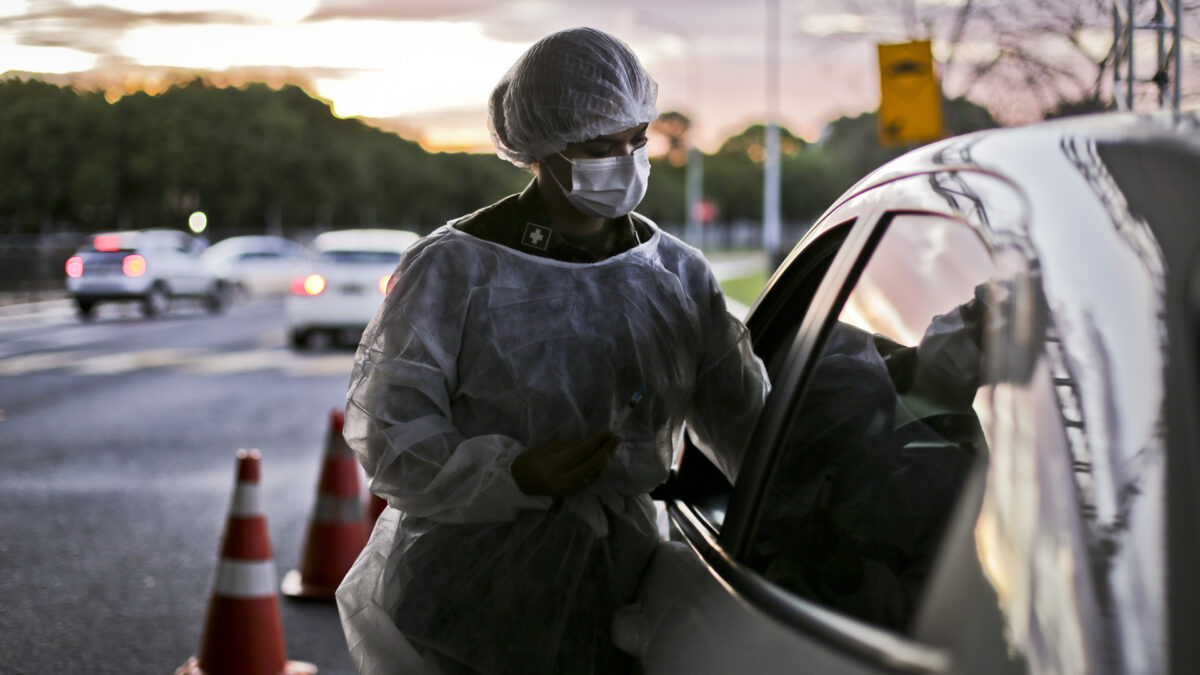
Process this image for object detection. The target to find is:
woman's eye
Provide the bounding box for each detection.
[632,136,648,148]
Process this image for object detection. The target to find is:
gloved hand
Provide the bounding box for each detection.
[511,430,620,497]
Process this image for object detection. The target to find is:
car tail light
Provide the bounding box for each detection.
[66,256,83,278]
[291,274,326,296]
[122,254,147,277]
[93,234,121,251]
[378,274,391,294]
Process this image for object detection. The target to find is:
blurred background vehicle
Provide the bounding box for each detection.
[202,234,306,298]
[619,111,1200,674]
[285,228,420,350]
[64,229,224,320]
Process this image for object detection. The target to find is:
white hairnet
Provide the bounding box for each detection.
[489,27,659,167]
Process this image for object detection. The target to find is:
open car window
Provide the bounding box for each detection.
[672,221,852,532]
[742,213,996,633]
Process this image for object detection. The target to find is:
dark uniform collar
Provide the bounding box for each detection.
[454,179,649,263]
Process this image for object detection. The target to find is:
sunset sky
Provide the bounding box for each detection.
[2,1,1195,153]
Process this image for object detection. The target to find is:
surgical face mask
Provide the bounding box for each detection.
[553,146,651,219]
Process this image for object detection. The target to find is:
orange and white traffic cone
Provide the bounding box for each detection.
[281,408,369,600]
[177,449,316,675]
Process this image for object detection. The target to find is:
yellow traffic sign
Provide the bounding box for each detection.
[877,40,943,146]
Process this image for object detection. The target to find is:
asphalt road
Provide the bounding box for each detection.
[0,296,360,674]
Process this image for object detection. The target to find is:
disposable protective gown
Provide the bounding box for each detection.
[337,219,769,675]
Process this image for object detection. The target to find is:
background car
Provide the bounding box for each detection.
[617,112,1200,674]
[201,234,306,298]
[285,228,420,349]
[64,228,224,320]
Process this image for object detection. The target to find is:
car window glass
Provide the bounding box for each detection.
[744,213,995,633]
[317,250,402,265]
[239,251,285,261]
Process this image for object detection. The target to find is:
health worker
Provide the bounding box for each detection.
[336,26,770,675]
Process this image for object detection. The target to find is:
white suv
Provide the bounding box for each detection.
[65,229,226,319]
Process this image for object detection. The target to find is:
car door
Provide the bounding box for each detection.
[620,172,1034,674]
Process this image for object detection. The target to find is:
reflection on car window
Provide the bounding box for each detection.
[746,214,996,633]
[317,250,402,265]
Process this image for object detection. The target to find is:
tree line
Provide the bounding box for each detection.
[0,77,1000,240]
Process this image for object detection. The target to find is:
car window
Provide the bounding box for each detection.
[743,213,995,633]
[316,250,402,265]
[238,251,286,261]
[673,222,851,532]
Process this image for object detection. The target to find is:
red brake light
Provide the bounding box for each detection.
[378,274,391,294]
[291,274,325,296]
[122,254,147,277]
[66,256,83,278]
[93,235,121,251]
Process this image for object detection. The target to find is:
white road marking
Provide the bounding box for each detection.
[0,350,99,376]
[177,349,295,374]
[285,355,355,377]
[71,348,202,375]
[0,346,353,377]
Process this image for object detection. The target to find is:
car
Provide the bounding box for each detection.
[617,112,1200,674]
[285,228,420,349]
[201,234,306,298]
[64,228,225,320]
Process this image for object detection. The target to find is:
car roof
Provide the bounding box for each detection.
[309,228,421,253]
[833,111,1200,213]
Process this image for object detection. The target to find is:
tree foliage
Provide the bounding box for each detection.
[0,78,529,237]
[821,96,999,185]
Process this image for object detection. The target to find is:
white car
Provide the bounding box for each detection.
[202,235,305,297]
[65,229,224,320]
[285,228,420,349]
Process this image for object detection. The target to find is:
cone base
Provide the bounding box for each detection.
[175,655,318,675]
[280,568,339,601]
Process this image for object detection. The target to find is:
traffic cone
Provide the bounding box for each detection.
[177,449,316,675]
[281,408,369,600]
[366,492,387,525]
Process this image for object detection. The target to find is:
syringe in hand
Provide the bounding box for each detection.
[613,386,646,428]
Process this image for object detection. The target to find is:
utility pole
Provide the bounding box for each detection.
[1113,0,1183,111]
[763,0,782,267]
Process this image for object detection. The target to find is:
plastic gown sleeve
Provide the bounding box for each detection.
[685,271,770,483]
[344,247,552,523]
